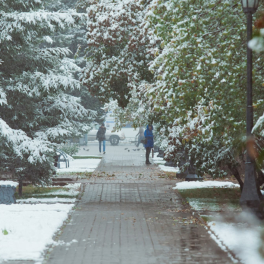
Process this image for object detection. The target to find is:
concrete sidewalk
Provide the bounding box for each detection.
[44,144,235,264]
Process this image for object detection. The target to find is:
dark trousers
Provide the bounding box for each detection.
[146,147,151,162]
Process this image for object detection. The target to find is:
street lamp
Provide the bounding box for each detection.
[239,0,262,216]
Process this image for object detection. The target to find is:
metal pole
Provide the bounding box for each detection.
[239,12,260,212]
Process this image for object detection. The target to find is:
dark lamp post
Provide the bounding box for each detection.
[239,0,262,216]
[241,0,259,13]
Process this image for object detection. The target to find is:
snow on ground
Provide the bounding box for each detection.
[152,152,166,164]
[151,153,180,172]
[57,158,101,172]
[0,203,74,263]
[0,181,18,187]
[173,181,240,190]
[16,183,82,204]
[0,156,102,262]
[187,198,241,212]
[158,165,179,173]
[34,183,81,197]
[0,183,83,262]
[174,179,263,263]
[208,221,264,264]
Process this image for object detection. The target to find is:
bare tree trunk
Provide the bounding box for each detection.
[256,169,264,200]
[227,163,244,192]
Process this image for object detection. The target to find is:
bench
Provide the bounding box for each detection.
[55,150,70,169]
[0,181,17,204]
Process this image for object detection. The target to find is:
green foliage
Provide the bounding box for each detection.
[14,185,78,199]
[101,0,264,192]
[2,229,8,236]
[60,144,79,156]
[72,155,102,159]
[57,171,92,177]
[138,0,264,190]
[81,0,156,108]
[178,188,241,200]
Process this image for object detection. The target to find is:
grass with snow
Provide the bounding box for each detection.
[178,187,240,200]
[175,182,242,212]
[15,185,79,199]
[72,155,102,159]
[56,171,93,177]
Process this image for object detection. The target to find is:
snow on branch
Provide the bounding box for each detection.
[0,118,54,164]
[0,87,7,106]
[253,113,264,136]
[6,71,81,97]
[0,11,82,44]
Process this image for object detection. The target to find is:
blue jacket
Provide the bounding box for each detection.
[144,125,154,148]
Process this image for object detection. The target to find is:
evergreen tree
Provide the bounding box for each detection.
[0,0,94,194]
[45,0,105,123]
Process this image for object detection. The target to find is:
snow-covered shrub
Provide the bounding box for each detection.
[81,0,158,108]
[143,0,264,191]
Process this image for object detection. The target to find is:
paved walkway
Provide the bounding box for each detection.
[44,143,234,264]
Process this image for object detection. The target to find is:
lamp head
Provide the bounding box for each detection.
[241,0,259,14]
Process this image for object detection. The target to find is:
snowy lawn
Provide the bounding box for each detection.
[152,153,180,172]
[57,157,101,173]
[208,220,264,264]
[173,180,264,264]
[33,183,81,197]
[0,203,74,263]
[152,153,166,165]
[176,184,241,212]
[17,197,77,204]
[0,182,81,262]
[173,181,240,190]
[175,181,241,212]
[16,183,82,204]
[158,164,179,173]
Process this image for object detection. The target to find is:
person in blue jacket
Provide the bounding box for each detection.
[144,124,154,164]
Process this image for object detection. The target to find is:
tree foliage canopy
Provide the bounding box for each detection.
[81,0,157,108]
[86,0,264,193]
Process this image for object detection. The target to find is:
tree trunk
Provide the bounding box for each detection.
[227,163,244,192]
[255,169,264,200]
[18,177,23,197]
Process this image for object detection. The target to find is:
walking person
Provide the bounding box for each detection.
[144,124,154,165]
[96,123,106,154]
[136,126,144,147]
